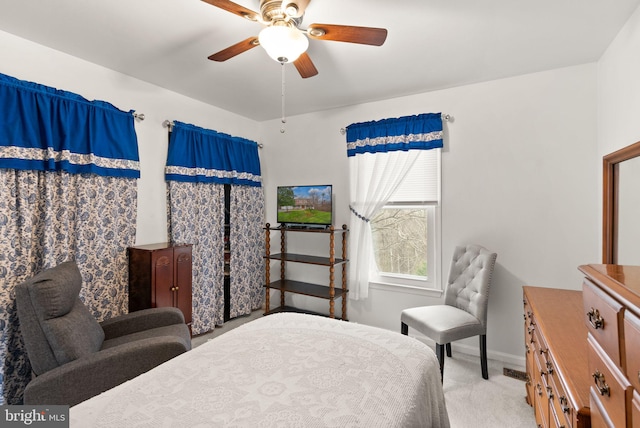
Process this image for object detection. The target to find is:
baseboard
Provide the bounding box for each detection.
[409,332,526,370]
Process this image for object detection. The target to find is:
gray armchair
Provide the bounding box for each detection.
[15,260,192,406]
[401,244,497,381]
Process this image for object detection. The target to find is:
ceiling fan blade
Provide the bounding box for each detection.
[208,37,259,62]
[307,24,388,46]
[201,0,259,21]
[293,52,318,78]
[281,0,311,18]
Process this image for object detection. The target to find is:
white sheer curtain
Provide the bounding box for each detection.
[346,113,443,300]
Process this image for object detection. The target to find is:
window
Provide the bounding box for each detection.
[370,149,440,289]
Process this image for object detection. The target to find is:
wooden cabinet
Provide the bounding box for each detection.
[523,286,591,428]
[128,243,192,328]
[264,224,348,320]
[579,264,640,428]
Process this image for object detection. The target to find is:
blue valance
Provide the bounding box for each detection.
[165,121,262,187]
[0,72,140,178]
[346,112,443,157]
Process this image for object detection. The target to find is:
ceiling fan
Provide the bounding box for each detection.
[202,0,388,78]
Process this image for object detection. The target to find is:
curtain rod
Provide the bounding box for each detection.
[162,120,263,148]
[339,113,452,135]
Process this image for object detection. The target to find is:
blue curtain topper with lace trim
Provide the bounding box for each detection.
[165,121,262,187]
[346,112,444,157]
[0,72,140,178]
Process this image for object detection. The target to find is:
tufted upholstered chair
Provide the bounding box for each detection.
[15,260,192,406]
[401,244,497,381]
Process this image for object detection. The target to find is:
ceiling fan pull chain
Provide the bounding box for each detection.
[280,62,286,133]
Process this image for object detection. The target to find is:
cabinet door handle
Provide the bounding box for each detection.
[587,307,604,329]
[592,370,610,396]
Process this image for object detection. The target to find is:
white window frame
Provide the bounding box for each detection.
[368,149,442,293]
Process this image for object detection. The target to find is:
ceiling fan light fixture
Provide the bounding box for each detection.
[258,25,309,63]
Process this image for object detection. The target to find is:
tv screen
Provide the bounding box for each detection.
[277,185,333,227]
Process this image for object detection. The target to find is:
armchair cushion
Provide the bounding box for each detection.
[44,300,105,366]
[16,261,105,374]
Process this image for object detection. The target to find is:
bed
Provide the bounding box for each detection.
[70,313,450,427]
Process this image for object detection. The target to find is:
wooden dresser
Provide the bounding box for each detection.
[579,264,640,428]
[523,286,591,428]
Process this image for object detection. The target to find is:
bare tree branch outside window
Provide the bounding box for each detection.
[370,208,428,277]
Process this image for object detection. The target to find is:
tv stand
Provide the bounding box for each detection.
[264,223,348,320]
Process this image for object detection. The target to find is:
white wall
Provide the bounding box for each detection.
[598,5,640,157]
[260,64,600,365]
[0,30,260,245]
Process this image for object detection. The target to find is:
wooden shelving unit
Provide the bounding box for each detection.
[264,223,348,320]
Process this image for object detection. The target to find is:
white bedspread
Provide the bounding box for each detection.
[71,313,449,427]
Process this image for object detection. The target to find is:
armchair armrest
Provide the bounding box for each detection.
[23,336,189,407]
[100,307,186,340]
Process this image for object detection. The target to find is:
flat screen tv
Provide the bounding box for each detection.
[277,185,333,228]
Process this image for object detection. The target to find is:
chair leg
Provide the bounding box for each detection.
[445,343,452,357]
[480,335,488,379]
[401,322,408,335]
[435,343,445,382]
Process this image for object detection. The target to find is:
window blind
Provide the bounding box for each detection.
[387,148,440,204]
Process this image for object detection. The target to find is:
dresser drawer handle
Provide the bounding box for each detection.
[546,360,554,375]
[592,370,610,396]
[587,307,604,329]
[559,395,570,413]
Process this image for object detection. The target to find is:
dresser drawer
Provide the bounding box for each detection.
[624,310,640,391]
[590,387,614,428]
[632,390,640,428]
[583,279,624,367]
[549,372,573,428]
[588,334,632,428]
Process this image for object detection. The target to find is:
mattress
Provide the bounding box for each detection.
[71,313,450,427]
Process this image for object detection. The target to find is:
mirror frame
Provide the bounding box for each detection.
[603,140,640,264]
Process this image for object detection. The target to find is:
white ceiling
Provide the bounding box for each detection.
[0,0,638,121]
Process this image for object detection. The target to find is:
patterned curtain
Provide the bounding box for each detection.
[166,121,263,335]
[0,72,139,404]
[229,185,264,318]
[167,181,225,332]
[346,113,443,300]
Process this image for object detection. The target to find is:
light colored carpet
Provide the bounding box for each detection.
[441,352,534,427]
[192,311,535,427]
